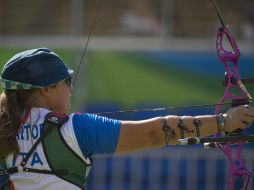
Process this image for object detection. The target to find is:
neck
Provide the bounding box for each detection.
[27,91,50,110]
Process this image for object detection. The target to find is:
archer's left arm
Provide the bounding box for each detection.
[115,105,254,154]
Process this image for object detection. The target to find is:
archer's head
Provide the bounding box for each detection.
[0,48,74,114]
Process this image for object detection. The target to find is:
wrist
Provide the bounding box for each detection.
[216,113,227,135]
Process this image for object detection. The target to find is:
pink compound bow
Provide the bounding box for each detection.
[212,0,253,189]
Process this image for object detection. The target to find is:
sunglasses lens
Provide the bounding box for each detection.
[65,77,72,87]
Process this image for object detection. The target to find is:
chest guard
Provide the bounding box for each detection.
[42,112,92,189]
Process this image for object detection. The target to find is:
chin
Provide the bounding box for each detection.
[62,104,71,114]
[57,107,69,114]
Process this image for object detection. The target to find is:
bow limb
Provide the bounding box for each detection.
[211,1,252,189]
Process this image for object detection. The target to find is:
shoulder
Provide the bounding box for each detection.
[71,112,121,126]
[60,113,89,161]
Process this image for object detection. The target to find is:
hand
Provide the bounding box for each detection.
[224,104,254,132]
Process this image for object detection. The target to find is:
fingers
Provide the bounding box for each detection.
[239,104,254,127]
[241,118,252,126]
[242,105,254,118]
[249,102,254,109]
[244,104,254,111]
[225,104,254,131]
[240,115,253,126]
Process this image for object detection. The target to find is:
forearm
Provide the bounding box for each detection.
[115,115,219,154]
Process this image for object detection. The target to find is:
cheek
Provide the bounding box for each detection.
[58,89,70,104]
[53,87,71,112]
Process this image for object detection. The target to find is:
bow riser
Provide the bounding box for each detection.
[214,10,252,190]
[215,27,248,113]
[217,27,240,62]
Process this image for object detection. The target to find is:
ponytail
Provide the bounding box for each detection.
[0,90,35,161]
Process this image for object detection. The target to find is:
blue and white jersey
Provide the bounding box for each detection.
[5,108,121,190]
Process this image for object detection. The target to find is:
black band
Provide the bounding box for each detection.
[216,114,226,135]
[177,118,185,139]
[0,167,18,176]
[23,167,68,176]
[193,118,201,138]
[162,117,175,145]
[177,117,194,139]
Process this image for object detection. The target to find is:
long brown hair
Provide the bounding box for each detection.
[0,90,35,161]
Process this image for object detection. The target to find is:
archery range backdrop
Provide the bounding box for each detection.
[2,49,253,190]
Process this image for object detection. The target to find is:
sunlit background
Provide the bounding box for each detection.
[0,0,254,189]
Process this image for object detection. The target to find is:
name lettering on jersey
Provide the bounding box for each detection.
[16,124,43,141]
[13,124,44,167]
[12,151,43,167]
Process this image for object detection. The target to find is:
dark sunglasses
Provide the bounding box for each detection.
[65,76,72,87]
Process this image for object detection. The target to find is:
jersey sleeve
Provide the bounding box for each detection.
[72,113,121,157]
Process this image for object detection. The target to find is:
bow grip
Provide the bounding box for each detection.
[227,99,251,136]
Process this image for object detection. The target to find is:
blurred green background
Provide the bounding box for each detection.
[1,48,253,114]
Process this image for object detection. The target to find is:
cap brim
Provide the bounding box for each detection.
[0,78,43,89]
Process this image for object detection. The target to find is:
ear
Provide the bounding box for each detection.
[39,87,52,98]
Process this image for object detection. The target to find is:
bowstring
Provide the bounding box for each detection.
[72,0,104,89]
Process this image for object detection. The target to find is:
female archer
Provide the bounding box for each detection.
[0,48,253,190]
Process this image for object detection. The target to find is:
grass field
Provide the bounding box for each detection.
[86,51,224,107]
[1,48,253,113]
